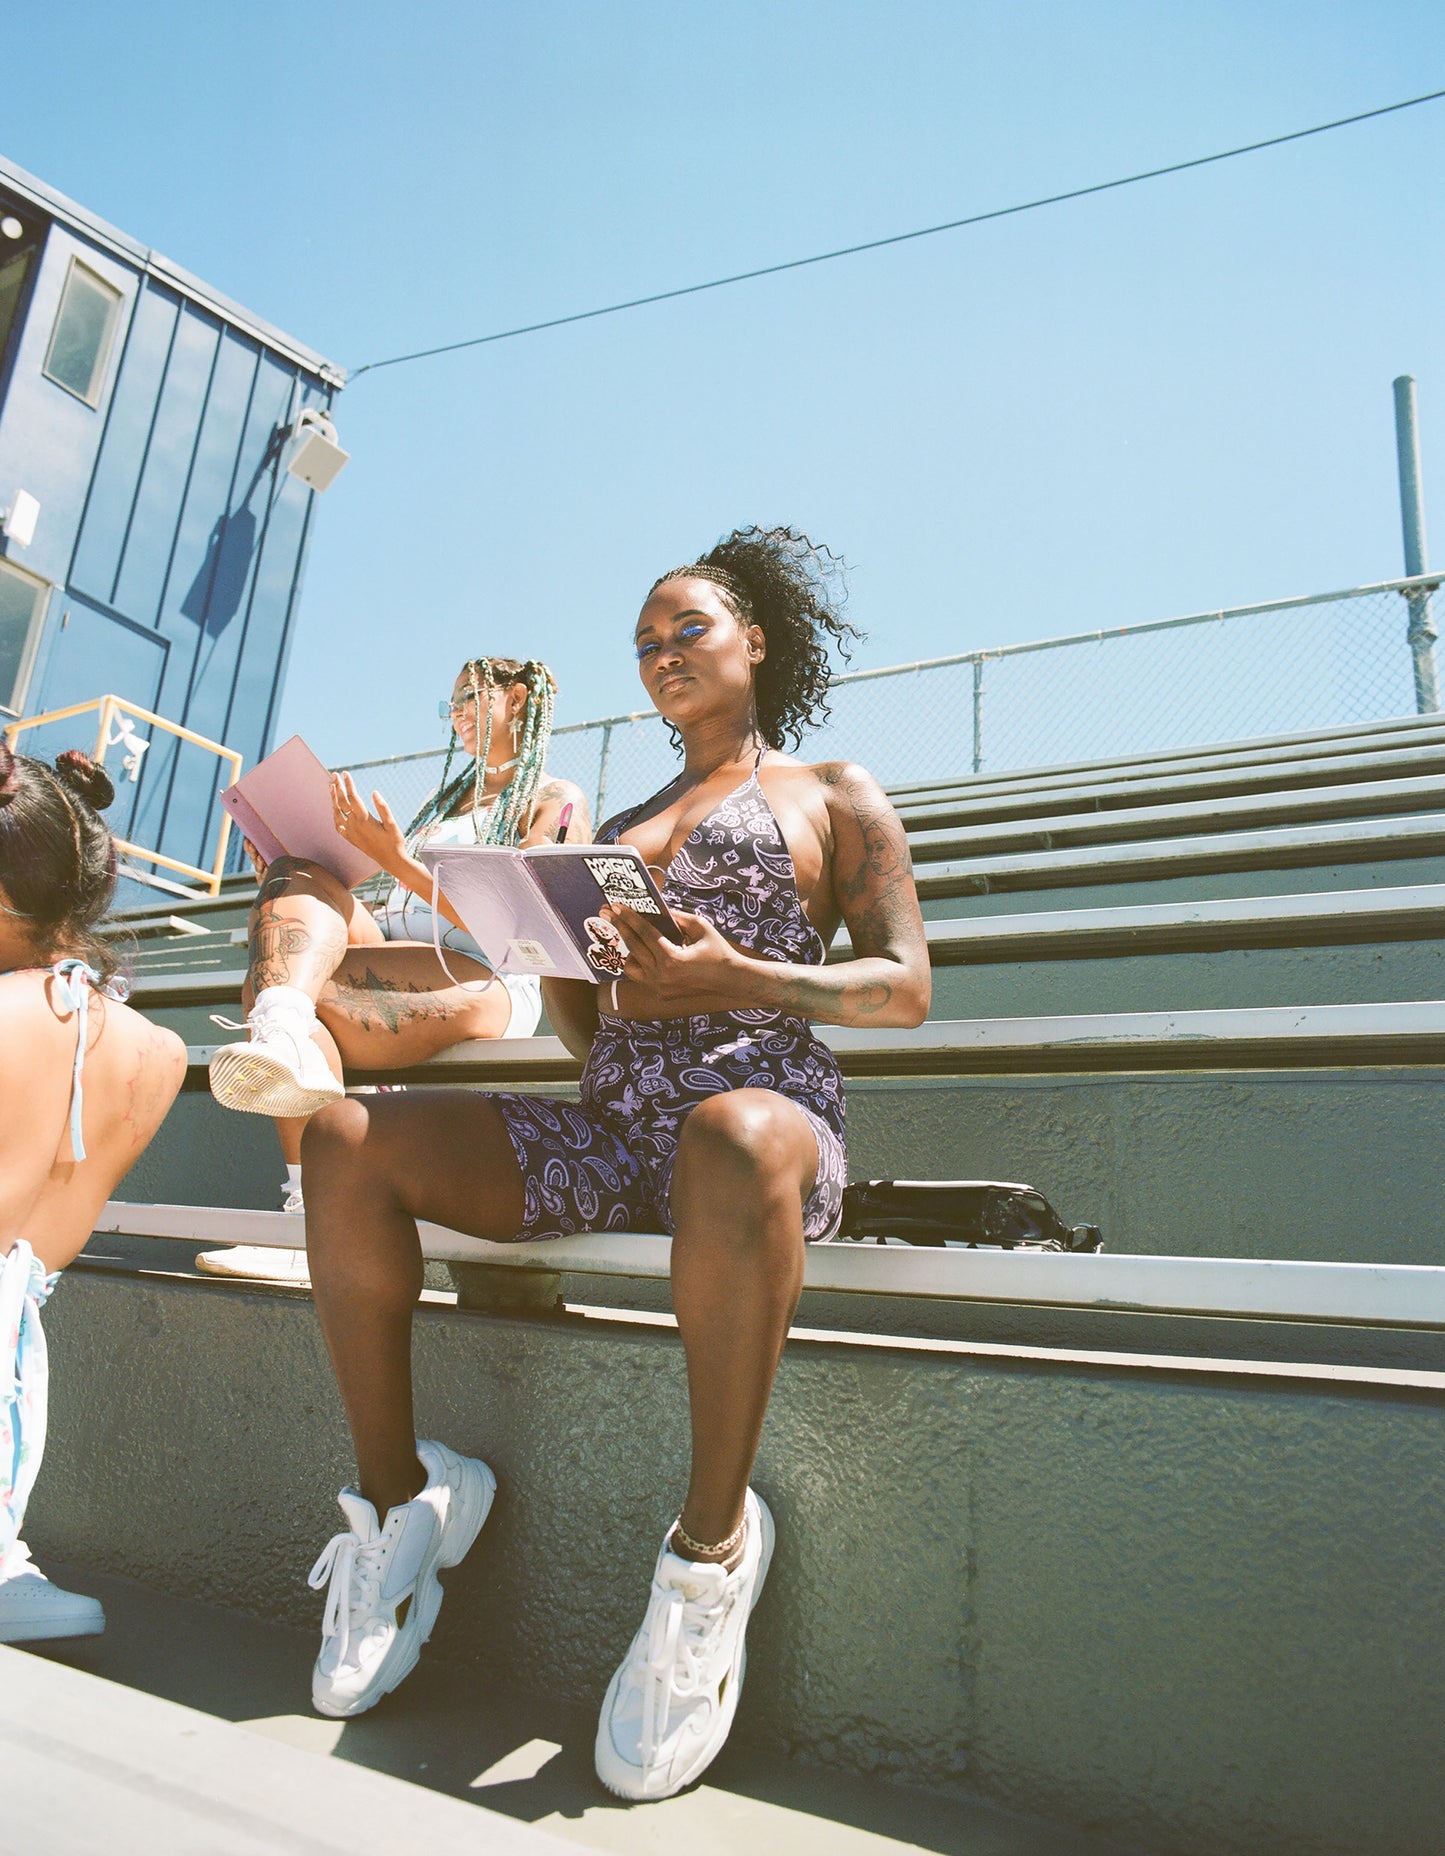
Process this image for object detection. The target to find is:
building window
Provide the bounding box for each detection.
[43,257,122,406]
[0,559,49,715]
[0,217,40,371]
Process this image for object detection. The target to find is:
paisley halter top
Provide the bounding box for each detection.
[581,754,847,1154]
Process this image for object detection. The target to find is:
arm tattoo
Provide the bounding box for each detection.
[728,764,925,1027]
[828,765,919,957]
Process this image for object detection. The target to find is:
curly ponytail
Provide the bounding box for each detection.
[650,526,862,750]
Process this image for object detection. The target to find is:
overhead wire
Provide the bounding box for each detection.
[349,85,1445,381]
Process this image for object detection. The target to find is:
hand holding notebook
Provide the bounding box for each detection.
[417,840,683,983]
[220,736,382,889]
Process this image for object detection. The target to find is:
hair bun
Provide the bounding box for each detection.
[0,741,16,807]
[54,749,116,812]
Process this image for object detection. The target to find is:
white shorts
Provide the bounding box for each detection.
[371,897,543,1038]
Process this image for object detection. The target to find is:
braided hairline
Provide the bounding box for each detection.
[648,527,860,752]
[649,563,754,618]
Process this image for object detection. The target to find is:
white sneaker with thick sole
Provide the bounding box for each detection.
[308,1438,495,1719]
[195,1245,311,1284]
[209,988,344,1119]
[0,1542,105,1643]
[595,1488,774,1801]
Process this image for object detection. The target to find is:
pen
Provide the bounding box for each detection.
[556,802,574,844]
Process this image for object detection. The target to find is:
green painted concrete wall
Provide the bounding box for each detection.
[926,942,1445,1018]
[846,1071,1445,1266]
[27,1273,1445,1856]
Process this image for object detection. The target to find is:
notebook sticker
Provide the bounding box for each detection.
[584,853,664,916]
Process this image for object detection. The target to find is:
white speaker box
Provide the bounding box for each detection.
[285,415,350,493]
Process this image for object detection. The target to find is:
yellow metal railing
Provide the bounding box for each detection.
[2,694,243,896]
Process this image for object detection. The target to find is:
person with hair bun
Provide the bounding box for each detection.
[0,743,185,1644]
[294,528,931,1796]
[202,656,589,1281]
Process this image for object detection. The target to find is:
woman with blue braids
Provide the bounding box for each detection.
[0,741,185,1643]
[205,657,588,1277]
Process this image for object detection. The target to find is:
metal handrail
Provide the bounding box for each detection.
[2,694,243,896]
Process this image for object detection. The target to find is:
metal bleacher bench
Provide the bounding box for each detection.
[913,812,1445,899]
[889,720,1445,814]
[104,1005,1444,1337]
[886,713,1445,802]
[155,1003,1445,1086]
[905,772,1445,861]
[903,885,1445,961]
[97,1195,1445,1337]
[98,1195,1445,1343]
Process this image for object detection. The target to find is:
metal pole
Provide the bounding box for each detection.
[971,659,984,773]
[1393,374,1439,713]
[594,721,614,826]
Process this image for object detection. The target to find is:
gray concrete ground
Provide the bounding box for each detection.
[3,1642,571,1856]
[18,1566,1138,1856]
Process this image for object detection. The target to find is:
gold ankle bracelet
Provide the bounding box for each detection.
[672,1513,747,1560]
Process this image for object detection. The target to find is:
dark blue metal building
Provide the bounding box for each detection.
[0,153,343,895]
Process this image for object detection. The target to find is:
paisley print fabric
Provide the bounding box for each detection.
[493,761,848,1241]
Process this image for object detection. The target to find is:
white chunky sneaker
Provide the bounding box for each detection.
[308,1439,495,1719]
[0,1542,105,1643]
[209,986,343,1118]
[196,1245,311,1284]
[595,1489,774,1801]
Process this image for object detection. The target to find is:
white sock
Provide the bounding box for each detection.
[251,985,316,1026]
[283,1164,303,1195]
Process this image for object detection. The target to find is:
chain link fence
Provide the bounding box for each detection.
[337,573,1440,826]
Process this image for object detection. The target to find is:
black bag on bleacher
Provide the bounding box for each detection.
[838,1180,1103,1253]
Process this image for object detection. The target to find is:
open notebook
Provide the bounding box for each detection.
[418,841,683,983]
[219,736,381,889]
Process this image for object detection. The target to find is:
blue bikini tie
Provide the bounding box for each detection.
[50,959,102,1164]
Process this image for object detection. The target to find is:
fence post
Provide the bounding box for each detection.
[1393,375,1439,713]
[971,658,984,773]
[594,722,614,826]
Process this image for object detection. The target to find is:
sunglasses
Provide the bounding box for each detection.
[438,695,480,719]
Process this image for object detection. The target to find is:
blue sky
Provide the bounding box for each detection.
[7,1,1445,765]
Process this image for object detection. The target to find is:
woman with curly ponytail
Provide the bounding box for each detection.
[0,743,185,1645]
[289,527,931,1791]
[204,655,589,1281]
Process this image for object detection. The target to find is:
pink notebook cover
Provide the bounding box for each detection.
[220,736,381,888]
